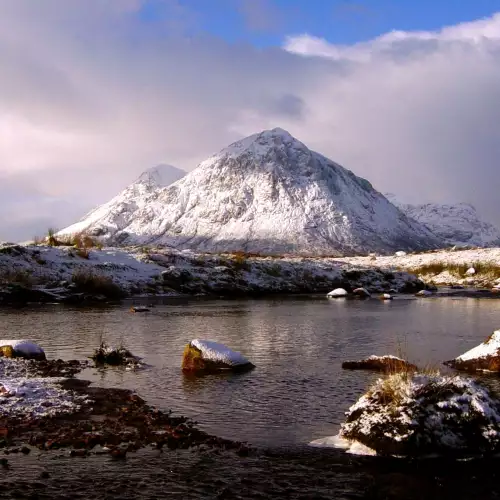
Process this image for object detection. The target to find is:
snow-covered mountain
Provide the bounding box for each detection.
[59,128,440,255]
[385,196,500,248]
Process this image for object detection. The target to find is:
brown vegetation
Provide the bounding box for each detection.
[71,270,125,298]
[408,260,500,279]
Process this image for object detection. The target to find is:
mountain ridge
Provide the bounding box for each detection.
[386,194,500,247]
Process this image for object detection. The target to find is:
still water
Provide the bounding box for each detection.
[1,295,499,448]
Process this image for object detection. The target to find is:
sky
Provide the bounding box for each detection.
[2,0,500,241]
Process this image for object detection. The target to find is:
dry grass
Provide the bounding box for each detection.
[71,270,124,298]
[230,251,251,271]
[408,260,500,279]
[44,229,101,251]
[0,269,35,287]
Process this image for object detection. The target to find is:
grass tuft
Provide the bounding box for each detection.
[71,270,125,298]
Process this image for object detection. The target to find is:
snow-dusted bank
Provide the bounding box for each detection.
[0,242,425,304]
[338,247,500,289]
[311,372,500,457]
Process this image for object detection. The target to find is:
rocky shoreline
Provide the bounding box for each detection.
[0,242,426,306]
[0,359,251,459]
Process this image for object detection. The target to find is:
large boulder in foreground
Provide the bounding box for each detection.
[322,373,500,457]
[342,355,417,373]
[0,339,46,361]
[444,330,500,372]
[182,340,255,374]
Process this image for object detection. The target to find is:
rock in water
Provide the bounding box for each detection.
[342,355,417,372]
[181,339,255,374]
[379,293,393,300]
[0,340,46,361]
[335,372,500,456]
[57,128,440,255]
[415,289,433,297]
[352,287,370,298]
[444,329,500,372]
[327,288,348,298]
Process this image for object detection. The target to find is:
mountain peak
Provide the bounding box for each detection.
[135,164,186,187]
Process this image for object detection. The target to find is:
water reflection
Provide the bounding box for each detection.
[1,296,500,446]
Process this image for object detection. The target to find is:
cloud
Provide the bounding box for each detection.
[1,2,500,241]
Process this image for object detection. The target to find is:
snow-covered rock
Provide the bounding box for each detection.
[394,251,407,257]
[444,330,500,372]
[386,195,500,248]
[465,267,476,275]
[327,288,348,298]
[352,287,370,298]
[181,339,255,374]
[59,128,440,255]
[342,355,417,372]
[318,372,500,456]
[0,340,46,361]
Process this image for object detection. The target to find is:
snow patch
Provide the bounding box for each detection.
[310,433,377,456]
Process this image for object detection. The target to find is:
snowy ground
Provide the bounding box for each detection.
[0,358,89,419]
[339,247,500,287]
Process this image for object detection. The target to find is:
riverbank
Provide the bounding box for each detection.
[0,358,250,459]
[339,247,500,289]
[0,243,425,305]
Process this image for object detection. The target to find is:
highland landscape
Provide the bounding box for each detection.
[3,2,500,499]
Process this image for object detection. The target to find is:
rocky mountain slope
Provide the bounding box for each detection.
[59,128,440,255]
[386,195,500,247]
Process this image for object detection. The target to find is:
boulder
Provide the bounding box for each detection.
[181,339,255,374]
[352,287,370,298]
[394,251,407,257]
[342,355,416,373]
[444,330,500,372]
[332,372,500,456]
[327,288,348,298]
[130,306,150,313]
[379,293,393,300]
[415,289,433,297]
[0,340,46,361]
[465,267,476,275]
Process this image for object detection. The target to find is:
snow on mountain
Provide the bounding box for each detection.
[59,128,440,255]
[386,194,500,247]
[136,164,186,187]
[58,164,186,238]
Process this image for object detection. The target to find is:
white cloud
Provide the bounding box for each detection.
[1,2,500,240]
